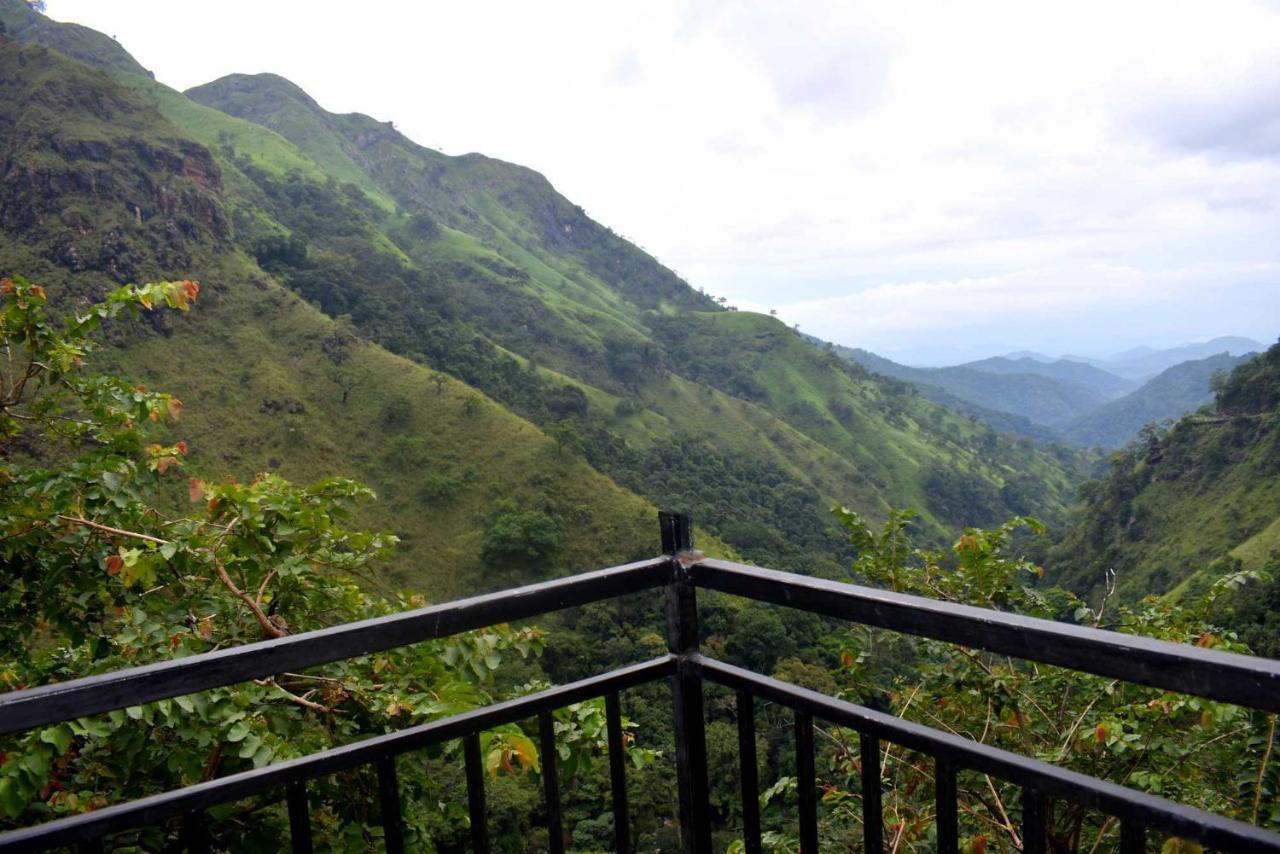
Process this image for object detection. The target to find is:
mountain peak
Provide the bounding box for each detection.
[186,71,325,116]
[0,0,152,77]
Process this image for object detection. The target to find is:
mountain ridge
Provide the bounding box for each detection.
[1048,343,1280,617]
[0,7,1085,590]
[1061,351,1253,447]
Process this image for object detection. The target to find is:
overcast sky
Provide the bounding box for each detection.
[49,0,1279,364]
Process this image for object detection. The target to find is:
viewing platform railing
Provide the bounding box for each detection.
[1,511,1278,852]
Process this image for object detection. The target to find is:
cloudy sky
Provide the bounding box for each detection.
[49,0,1280,364]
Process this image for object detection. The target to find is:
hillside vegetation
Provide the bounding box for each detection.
[0,35,660,598]
[1049,343,1280,611]
[0,0,1086,591]
[1061,351,1250,448]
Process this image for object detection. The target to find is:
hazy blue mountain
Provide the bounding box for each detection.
[960,356,1136,399]
[1066,337,1265,380]
[831,345,1104,429]
[1003,350,1056,362]
[1061,352,1254,447]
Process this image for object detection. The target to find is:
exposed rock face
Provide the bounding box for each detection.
[0,41,230,282]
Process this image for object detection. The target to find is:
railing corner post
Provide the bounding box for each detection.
[661,510,711,853]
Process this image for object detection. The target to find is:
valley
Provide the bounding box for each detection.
[0,2,1278,850]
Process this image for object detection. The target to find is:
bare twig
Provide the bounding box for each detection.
[254,570,276,606]
[57,514,168,545]
[215,558,285,639]
[254,678,341,714]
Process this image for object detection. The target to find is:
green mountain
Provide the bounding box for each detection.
[832,344,1106,428]
[0,33,660,598]
[959,356,1135,399]
[176,72,1085,548]
[1061,352,1253,448]
[0,4,1084,592]
[1048,343,1280,608]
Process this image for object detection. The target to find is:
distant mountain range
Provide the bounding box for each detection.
[1007,336,1264,380]
[829,339,1267,448]
[1059,352,1249,447]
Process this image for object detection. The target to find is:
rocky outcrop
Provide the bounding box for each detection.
[0,41,231,282]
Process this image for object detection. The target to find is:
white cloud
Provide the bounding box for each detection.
[46,0,1280,362]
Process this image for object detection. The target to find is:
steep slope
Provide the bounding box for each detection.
[960,356,1135,399]
[832,345,1105,427]
[1048,344,1280,602]
[1,10,1086,579]
[1061,352,1253,448]
[0,37,661,598]
[178,71,1085,556]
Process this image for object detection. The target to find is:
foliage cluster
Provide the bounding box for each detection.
[713,508,1279,852]
[1050,342,1280,602]
[0,276,654,851]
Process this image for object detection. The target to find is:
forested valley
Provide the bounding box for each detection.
[0,2,1277,851]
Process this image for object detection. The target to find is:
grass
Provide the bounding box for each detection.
[103,251,666,598]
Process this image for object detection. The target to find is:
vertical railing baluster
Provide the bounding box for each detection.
[1119,819,1146,853]
[376,756,405,854]
[464,733,490,854]
[935,758,958,854]
[181,809,209,854]
[1021,787,1047,854]
[736,690,762,854]
[861,734,883,853]
[286,780,313,854]
[661,510,712,854]
[605,692,633,854]
[795,711,819,853]
[539,711,565,854]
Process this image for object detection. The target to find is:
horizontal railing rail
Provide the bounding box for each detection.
[0,556,670,736]
[2,511,1278,853]
[0,657,675,853]
[692,557,1280,712]
[694,654,1280,853]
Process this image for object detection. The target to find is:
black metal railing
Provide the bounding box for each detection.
[1,511,1278,852]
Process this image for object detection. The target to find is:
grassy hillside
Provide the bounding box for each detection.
[1061,351,1252,448]
[1048,344,1280,603]
[181,72,1087,551]
[1,9,1087,584]
[0,36,666,598]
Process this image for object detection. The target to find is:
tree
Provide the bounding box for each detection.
[766,506,1279,851]
[0,275,639,849]
[545,419,584,456]
[481,506,563,572]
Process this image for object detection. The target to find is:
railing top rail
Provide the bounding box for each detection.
[692,558,1280,713]
[0,656,676,852]
[694,655,1280,853]
[0,556,671,737]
